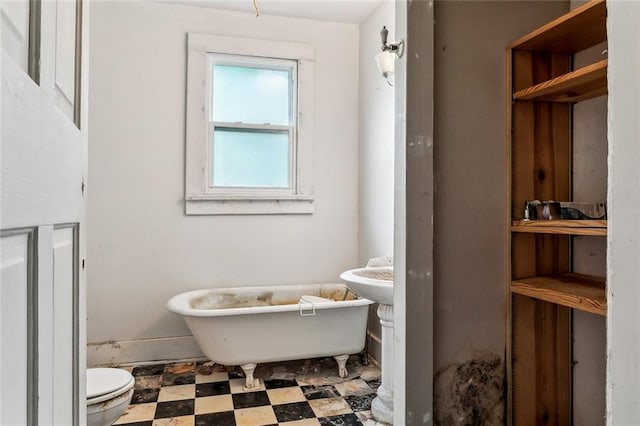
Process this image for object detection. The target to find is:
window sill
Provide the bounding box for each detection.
[185,196,315,215]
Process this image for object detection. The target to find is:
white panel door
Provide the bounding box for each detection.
[0,0,88,423]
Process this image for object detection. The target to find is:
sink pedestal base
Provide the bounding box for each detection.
[371,303,394,424]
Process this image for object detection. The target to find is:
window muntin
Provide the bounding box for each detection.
[207,54,297,192]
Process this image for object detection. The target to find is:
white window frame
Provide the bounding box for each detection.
[207,54,296,196]
[185,33,315,215]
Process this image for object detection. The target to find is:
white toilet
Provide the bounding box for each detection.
[86,368,135,426]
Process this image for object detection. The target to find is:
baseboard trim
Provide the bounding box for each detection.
[87,336,204,367]
[89,334,382,368]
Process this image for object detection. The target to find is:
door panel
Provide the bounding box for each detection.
[54,0,76,104]
[41,0,77,122]
[34,224,79,425]
[0,231,33,425]
[0,0,30,72]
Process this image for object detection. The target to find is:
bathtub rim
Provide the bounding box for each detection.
[167,283,374,317]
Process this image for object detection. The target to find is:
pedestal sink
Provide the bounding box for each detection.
[340,266,394,424]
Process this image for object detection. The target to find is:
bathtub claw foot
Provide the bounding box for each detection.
[334,355,349,378]
[240,363,259,390]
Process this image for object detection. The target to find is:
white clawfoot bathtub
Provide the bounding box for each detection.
[167,283,373,389]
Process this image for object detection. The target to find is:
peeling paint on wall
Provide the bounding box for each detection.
[434,354,503,425]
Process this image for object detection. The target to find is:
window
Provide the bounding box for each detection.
[209,55,295,191]
[185,34,315,215]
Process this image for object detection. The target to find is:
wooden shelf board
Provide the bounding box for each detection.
[511,220,607,236]
[511,273,606,316]
[509,0,606,53]
[513,60,607,102]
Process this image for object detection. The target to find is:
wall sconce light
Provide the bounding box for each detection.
[375,26,404,86]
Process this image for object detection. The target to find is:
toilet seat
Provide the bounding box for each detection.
[87,368,135,405]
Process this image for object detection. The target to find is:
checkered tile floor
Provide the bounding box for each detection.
[113,357,385,426]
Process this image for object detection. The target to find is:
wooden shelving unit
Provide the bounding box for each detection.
[506,0,607,424]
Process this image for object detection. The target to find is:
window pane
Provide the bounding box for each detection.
[213,64,292,125]
[212,129,290,188]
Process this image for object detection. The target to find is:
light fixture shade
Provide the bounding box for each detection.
[375,51,395,78]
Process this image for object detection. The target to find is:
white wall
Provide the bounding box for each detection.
[606,1,640,424]
[88,1,360,365]
[357,0,395,365]
[358,1,395,267]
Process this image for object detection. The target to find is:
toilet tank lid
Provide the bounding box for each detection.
[87,368,134,399]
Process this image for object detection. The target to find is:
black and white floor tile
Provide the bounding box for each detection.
[113,356,386,426]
